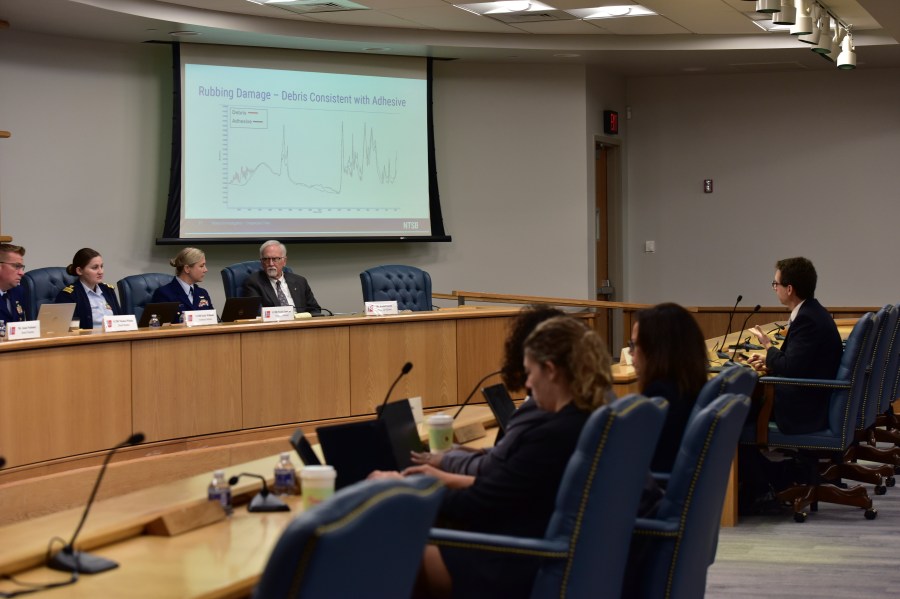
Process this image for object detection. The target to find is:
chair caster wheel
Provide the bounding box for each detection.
[875,485,887,496]
[793,512,808,523]
[887,476,896,487]
[864,508,878,520]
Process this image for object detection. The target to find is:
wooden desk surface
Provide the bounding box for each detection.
[0,406,501,598]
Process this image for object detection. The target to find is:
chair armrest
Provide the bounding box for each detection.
[632,517,679,537]
[758,376,850,389]
[651,471,671,485]
[428,528,569,559]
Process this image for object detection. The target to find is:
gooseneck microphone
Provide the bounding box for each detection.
[378,362,413,418]
[453,370,502,420]
[716,294,742,358]
[228,473,290,512]
[730,305,761,362]
[48,433,145,574]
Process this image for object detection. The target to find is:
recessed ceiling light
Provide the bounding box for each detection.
[554,53,581,58]
[454,1,554,16]
[567,5,657,20]
[169,30,200,36]
[363,47,391,52]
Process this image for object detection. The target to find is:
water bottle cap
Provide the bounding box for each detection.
[279,452,291,460]
[213,469,225,476]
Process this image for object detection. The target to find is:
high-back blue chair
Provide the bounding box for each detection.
[755,312,879,521]
[360,265,432,311]
[627,393,751,599]
[21,266,76,320]
[221,260,293,299]
[253,476,444,599]
[117,273,173,322]
[429,394,668,599]
[693,365,757,421]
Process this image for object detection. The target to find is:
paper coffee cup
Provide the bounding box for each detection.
[427,414,454,453]
[300,465,336,510]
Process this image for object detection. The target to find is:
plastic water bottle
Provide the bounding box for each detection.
[273,452,297,496]
[149,313,161,329]
[207,469,232,512]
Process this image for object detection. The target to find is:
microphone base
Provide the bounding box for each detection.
[248,493,290,513]
[48,549,118,574]
[715,351,730,360]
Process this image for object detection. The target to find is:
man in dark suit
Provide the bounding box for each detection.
[748,257,843,434]
[0,243,27,324]
[242,240,321,314]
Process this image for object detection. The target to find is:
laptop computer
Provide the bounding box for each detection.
[377,399,426,470]
[316,399,425,488]
[220,296,262,322]
[289,428,322,466]
[481,383,517,436]
[138,302,181,328]
[37,303,76,336]
[316,419,396,489]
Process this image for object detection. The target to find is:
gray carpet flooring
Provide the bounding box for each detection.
[706,477,900,597]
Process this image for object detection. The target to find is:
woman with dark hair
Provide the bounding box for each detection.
[410,304,565,475]
[630,302,709,473]
[55,248,122,330]
[375,316,613,598]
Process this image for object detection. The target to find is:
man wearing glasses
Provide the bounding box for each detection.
[242,240,321,314]
[0,243,27,324]
[747,257,842,434]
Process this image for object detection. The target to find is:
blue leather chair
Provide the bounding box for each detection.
[221,260,293,299]
[628,393,751,599]
[252,476,444,599]
[117,273,173,322]
[21,266,76,320]
[429,394,668,599]
[360,264,432,311]
[754,312,879,521]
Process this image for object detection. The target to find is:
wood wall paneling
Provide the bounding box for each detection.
[0,344,131,467]
[132,335,242,441]
[241,327,351,427]
[349,320,457,413]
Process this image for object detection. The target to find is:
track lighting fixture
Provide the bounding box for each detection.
[772,0,795,25]
[836,30,856,69]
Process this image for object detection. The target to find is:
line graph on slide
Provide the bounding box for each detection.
[214,105,426,215]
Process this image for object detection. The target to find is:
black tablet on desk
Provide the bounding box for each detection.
[317,420,396,489]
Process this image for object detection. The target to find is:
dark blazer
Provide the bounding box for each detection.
[765,297,843,434]
[150,278,214,323]
[54,281,122,330]
[439,398,549,476]
[644,378,696,473]
[242,270,321,314]
[0,286,26,323]
[438,402,589,598]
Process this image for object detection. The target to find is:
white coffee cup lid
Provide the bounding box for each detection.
[427,413,454,426]
[301,465,336,480]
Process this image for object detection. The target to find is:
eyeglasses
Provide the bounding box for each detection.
[0,262,26,271]
[261,257,285,263]
[772,280,788,289]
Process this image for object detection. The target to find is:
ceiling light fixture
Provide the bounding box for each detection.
[756,0,781,14]
[797,4,821,44]
[772,0,796,26]
[567,5,656,20]
[790,0,813,36]
[811,14,833,53]
[836,28,856,69]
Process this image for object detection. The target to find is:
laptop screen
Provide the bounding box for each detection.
[481,383,517,434]
[378,399,425,470]
[138,302,181,327]
[220,296,261,322]
[37,303,76,336]
[316,420,396,489]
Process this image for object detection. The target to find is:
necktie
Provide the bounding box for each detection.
[275,280,289,307]
[188,286,194,305]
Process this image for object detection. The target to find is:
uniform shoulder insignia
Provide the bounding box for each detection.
[62,285,75,293]
[104,283,116,289]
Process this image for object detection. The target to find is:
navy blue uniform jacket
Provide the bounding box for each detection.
[765,297,843,434]
[54,282,122,330]
[0,286,26,323]
[150,278,214,323]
